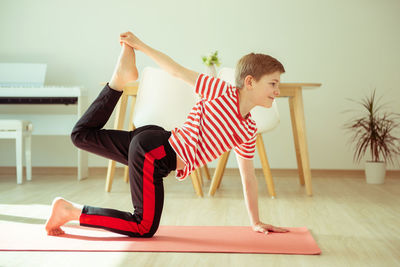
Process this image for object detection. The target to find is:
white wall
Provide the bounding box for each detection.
[1,0,399,170]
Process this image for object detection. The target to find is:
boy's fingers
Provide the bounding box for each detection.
[120,31,133,37]
[120,38,128,44]
[254,224,289,234]
[120,37,130,43]
[259,229,268,234]
[254,226,269,234]
[253,225,261,232]
[272,227,289,233]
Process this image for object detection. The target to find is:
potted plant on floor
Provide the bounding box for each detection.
[343,89,400,184]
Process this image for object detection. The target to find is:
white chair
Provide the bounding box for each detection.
[105,67,207,196]
[134,67,209,195]
[0,120,33,184]
[133,67,199,133]
[208,67,280,198]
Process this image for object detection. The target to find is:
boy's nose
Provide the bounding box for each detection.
[274,88,280,97]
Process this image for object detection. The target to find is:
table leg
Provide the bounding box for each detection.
[288,90,313,196]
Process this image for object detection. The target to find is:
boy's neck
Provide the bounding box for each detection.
[238,88,255,119]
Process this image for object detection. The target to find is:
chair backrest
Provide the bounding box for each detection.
[217,67,280,133]
[132,67,199,131]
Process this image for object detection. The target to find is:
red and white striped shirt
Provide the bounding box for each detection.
[168,73,257,181]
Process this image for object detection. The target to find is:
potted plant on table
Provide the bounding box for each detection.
[343,89,400,184]
[202,51,221,77]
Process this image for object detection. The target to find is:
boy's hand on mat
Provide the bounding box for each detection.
[252,222,289,235]
[120,31,145,51]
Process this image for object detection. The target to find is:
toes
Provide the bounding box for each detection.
[58,230,65,235]
[48,228,65,236]
[54,228,65,236]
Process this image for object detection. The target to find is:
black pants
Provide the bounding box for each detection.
[71,84,177,237]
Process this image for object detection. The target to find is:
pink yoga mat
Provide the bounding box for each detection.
[0,222,321,254]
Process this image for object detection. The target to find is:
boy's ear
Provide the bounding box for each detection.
[244,75,254,90]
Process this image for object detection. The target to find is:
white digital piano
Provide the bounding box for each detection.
[0,63,88,180]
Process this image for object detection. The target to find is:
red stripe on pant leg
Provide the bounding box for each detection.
[80,213,140,232]
[140,145,166,233]
[79,145,166,235]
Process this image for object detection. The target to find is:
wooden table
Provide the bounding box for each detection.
[273,83,321,196]
[108,81,321,196]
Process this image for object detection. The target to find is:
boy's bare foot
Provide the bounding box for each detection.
[45,197,82,236]
[109,43,139,92]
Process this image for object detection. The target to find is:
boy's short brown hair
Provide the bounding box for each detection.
[235,53,285,89]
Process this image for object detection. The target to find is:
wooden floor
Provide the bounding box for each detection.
[0,168,399,267]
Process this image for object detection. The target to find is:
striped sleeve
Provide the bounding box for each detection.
[195,73,231,101]
[234,133,257,160]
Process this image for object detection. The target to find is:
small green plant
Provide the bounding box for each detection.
[202,51,221,67]
[343,89,400,166]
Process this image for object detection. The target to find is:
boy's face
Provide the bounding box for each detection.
[251,71,281,108]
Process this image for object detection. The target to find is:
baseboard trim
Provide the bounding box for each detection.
[0,166,399,178]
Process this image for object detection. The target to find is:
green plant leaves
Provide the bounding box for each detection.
[343,89,400,166]
[202,51,221,67]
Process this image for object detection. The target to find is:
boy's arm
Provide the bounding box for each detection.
[120,31,199,87]
[235,153,289,234]
[141,45,199,86]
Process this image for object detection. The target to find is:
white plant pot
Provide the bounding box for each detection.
[364,161,386,184]
[204,65,217,77]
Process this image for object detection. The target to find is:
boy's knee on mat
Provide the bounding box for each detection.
[127,230,156,238]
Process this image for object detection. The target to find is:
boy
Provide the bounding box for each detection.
[45,31,289,237]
